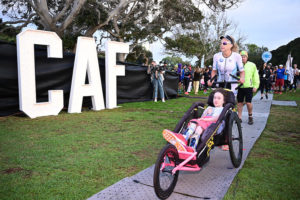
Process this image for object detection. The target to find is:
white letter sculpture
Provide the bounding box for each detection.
[17,30,63,118]
[68,37,105,113]
[105,41,129,109]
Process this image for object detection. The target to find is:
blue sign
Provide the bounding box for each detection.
[262,51,272,63]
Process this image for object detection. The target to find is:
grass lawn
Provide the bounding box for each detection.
[1,89,299,200]
[0,95,206,200]
[224,90,300,200]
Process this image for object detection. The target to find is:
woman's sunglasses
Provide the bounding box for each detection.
[221,42,231,45]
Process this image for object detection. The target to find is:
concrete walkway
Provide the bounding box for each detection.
[88,93,274,200]
[272,100,297,106]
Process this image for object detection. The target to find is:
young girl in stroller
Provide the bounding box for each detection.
[163,89,227,152]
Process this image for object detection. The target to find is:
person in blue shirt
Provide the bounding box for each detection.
[275,64,285,94]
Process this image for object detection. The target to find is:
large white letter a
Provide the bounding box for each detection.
[68,37,105,113]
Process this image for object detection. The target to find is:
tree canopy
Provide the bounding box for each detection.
[244,43,268,68]
[164,12,246,65]
[270,37,300,68]
[125,45,152,65]
[0,0,244,62]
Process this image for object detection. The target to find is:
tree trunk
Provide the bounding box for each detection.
[116,38,126,62]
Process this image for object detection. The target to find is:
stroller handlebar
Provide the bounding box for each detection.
[210,74,243,90]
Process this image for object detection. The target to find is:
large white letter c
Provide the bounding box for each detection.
[17,30,63,118]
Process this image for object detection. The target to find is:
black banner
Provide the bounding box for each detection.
[0,41,178,116]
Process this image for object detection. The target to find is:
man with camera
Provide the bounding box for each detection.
[147,61,166,102]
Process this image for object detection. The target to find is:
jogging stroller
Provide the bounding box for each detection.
[153,89,243,199]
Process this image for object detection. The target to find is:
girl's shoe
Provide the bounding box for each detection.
[162,129,189,152]
[154,98,157,102]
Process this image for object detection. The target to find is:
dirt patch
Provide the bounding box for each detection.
[122,119,135,122]
[2,167,24,174]
[251,152,271,159]
[125,165,139,174]
[123,108,153,112]
[91,143,109,149]
[133,147,159,160]
[2,167,32,178]
[269,131,300,146]
[116,165,139,175]
[277,132,300,136]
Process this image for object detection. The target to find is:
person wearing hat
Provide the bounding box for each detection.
[208,35,245,150]
[275,64,285,94]
[237,50,260,125]
[208,35,245,90]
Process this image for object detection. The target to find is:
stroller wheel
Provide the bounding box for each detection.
[228,112,243,168]
[153,144,179,199]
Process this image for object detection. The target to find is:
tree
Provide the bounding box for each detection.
[244,43,268,69]
[270,37,300,67]
[0,18,19,42]
[0,0,135,50]
[125,45,152,65]
[164,12,246,64]
[195,0,243,12]
[95,0,204,61]
[1,0,244,61]
[0,0,88,37]
[161,56,184,67]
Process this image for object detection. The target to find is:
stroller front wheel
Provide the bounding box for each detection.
[153,144,179,199]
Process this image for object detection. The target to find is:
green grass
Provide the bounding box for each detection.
[272,89,300,105]
[0,96,206,200]
[224,90,300,200]
[1,90,300,200]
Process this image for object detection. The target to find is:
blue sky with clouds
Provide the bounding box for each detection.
[151,0,300,63]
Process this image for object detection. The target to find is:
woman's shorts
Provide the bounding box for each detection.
[237,88,253,103]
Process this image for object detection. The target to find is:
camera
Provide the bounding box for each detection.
[151,65,164,73]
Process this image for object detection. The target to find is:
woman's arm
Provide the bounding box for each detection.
[208,70,217,86]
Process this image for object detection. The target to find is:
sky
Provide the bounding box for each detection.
[150,0,300,64]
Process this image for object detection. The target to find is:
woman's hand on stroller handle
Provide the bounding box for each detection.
[209,74,243,90]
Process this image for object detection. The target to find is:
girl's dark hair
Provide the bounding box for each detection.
[213,88,227,106]
[207,88,228,106]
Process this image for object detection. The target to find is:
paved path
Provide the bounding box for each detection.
[88,93,274,200]
[272,100,297,106]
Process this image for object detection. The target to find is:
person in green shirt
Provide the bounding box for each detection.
[237,51,260,125]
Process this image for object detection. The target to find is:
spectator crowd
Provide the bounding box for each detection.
[148,61,299,100]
